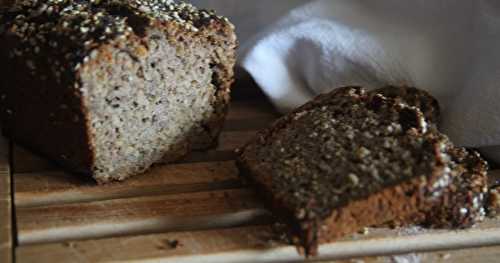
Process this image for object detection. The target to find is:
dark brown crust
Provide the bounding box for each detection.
[0,30,94,176]
[0,1,237,181]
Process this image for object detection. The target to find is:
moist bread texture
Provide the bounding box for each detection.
[237,87,488,256]
[0,0,237,183]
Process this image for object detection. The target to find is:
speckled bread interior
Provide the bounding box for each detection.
[0,0,237,183]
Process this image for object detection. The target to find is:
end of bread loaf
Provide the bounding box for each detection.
[0,0,237,182]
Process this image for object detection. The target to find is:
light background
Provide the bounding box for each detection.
[190,0,307,43]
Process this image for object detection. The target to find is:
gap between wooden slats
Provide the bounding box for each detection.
[15,218,500,263]
[15,161,243,208]
[16,189,271,245]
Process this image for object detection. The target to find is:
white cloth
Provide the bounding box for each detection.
[190,0,308,44]
[238,0,500,162]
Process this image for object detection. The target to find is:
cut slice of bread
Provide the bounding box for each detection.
[237,87,488,256]
[0,0,237,183]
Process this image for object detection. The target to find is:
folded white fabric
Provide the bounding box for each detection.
[241,0,500,162]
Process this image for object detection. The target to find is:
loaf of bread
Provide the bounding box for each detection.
[237,87,488,256]
[0,0,237,183]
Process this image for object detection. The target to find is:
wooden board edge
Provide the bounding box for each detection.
[0,134,13,263]
[333,244,500,263]
[14,219,500,263]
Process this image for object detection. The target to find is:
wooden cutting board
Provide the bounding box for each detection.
[1,76,500,263]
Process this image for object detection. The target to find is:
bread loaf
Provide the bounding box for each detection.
[237,87,488,256]
[0,0,237,183]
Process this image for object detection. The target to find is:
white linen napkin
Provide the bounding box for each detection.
[240,0,500,162]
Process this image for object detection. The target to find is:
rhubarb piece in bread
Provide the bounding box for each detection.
[237,87,487,256]
[0,0,237,183]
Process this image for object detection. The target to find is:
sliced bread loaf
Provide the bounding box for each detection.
[237,87,488,256]
[0,0,237,183]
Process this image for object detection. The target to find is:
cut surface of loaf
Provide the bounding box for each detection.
[0,0,237,182]
[237,87,488,256]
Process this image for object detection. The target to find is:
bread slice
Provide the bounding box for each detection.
[237,87,488,256]
[0,0,237,183]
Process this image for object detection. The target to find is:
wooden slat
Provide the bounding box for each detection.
[226,100,278,121]
[224,117,276,131]
[12,145,57,174]
[215,131,257,152]
[15,161,242,208]
[182,130,259,163]
[0,134,12,263]
[335,245,500,263]
[16,189,270,245]
[419,245,500,263]
[15,226,276,263]
[15,218,500,263]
